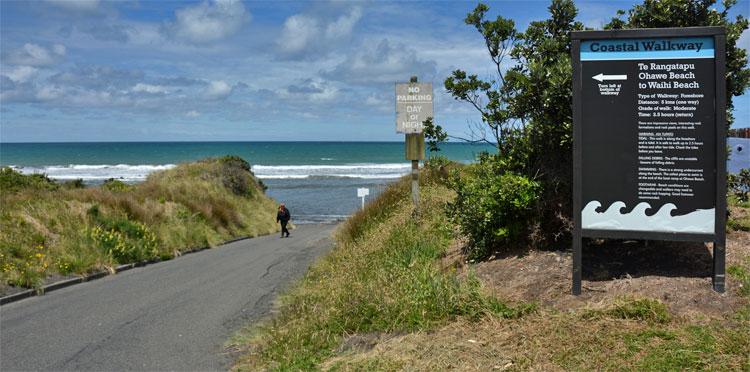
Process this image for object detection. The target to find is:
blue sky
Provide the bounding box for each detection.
[1,0,748,142]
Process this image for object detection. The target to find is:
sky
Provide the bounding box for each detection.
[0,0,748,142]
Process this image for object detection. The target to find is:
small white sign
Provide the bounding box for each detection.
[395,82,433,134]
[357,188,370,197]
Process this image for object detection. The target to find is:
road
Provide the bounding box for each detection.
[0,224,336,371]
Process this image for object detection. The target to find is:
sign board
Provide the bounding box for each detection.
[357,188,370,198]
[571,27,727,294]
[396,82,433,133]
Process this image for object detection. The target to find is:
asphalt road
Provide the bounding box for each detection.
[0,224,336,371]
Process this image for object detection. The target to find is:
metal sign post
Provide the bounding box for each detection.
[571,27,727,295]
[396,77,431,214]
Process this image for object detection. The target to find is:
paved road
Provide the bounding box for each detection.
[1,224,335,371]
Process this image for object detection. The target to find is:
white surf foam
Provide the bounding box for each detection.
[12,164,176,182]
[251,163,411,180]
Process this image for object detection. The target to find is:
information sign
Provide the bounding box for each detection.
[571,27,727,294]
[395,82,433,134]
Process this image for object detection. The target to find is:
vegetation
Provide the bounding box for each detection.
[442,0,750,260]
[229,165,534,371]
[448,154,540,259]
[0,156,278,290]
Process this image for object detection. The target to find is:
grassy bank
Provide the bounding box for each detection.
[0,156,278,291]
[229,161,750,371]
[229,163,534,370]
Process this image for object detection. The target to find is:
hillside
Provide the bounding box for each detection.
[0,156,279,293]
[229,161,750,371]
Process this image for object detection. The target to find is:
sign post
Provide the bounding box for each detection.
[396,77,432,214]
[571,27,727,295]
[357,187,370,209]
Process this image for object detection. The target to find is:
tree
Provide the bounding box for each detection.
[446,0,583,246]
[422,117,448,153]
[605,0,750,128]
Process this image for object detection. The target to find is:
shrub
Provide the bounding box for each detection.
[728,169,750,203]
[449,154,540,259]
[0,167,58,193]
[102,178,132,192]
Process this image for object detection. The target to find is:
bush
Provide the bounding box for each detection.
[449,154,540,259]
[0,167,58,193]
[728,169,750,203]
[102,178,132,192]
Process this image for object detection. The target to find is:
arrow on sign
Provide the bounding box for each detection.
[592,73,627,82]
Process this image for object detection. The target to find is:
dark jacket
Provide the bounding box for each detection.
[276,208,290,223]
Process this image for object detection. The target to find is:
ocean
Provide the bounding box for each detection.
[0,142,495,224]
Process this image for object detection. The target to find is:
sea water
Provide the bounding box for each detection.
[0,142,495,223]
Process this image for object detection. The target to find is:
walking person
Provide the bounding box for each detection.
[276,203,291,238]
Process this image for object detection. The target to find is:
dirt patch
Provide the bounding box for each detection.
[470,231,750,320]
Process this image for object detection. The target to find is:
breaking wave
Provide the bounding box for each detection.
[251,164,411,180]
[11,164,176,183]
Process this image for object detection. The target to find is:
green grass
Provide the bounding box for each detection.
[230,167,533,371]
[0,156,279,289]
[583,297,672,324]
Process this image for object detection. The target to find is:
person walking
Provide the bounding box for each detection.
[276,203,291,238]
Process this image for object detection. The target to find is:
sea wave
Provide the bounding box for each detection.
[251,164,411,180]
[9,163,412,182]
[11,164,176,182]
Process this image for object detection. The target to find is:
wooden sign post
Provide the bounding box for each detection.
[396,76,431,214]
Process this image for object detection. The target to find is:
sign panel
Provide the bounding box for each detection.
[357,188,370,197]
[396,82,433,133]
[579,36,716,234]
[571,27,727,295]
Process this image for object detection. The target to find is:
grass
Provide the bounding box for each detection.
[728,195,750,232]
[229,161,750,371]
[0,156,279,289]
[229,164,533,371]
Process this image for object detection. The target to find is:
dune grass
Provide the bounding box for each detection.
[0,156,278,290]
[229,164,534,371]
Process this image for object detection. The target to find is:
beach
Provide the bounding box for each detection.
[0,142,495,223]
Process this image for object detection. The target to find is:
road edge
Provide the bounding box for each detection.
[0,235,253,306]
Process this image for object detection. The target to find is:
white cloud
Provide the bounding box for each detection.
[186,110,201,117]
[281,78,339,102]
[132,83,169,94]
[2,66,39,83]
[4,43,66,66]
[167,0,249,44]
[204,80,233,100]
[325,7,361,40]
[278,15,320,56]
[277,7,362,60]
[46,0,100,12]
[324,39,437,84]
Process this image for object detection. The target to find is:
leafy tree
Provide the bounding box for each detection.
[446,0,583,248]
[605,0,750,128]
[422,117,448,153]
[446,0,749,257]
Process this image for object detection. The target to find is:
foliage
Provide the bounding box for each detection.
[446,0,750,254]
[102,178,133,192]
[422,117,448,153]
[0,156,278,290]
[231,169,534,371]
[606,0,750,128]
[728,168,750,203]
[0,167,59,194]
[449,154,540,259]
[445,1,582,249]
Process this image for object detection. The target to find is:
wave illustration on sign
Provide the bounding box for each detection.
[582,201,714,233]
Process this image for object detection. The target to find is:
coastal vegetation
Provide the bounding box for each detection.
[232,0,749,370]
[229,162,536,370]
[0,156,278,291]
